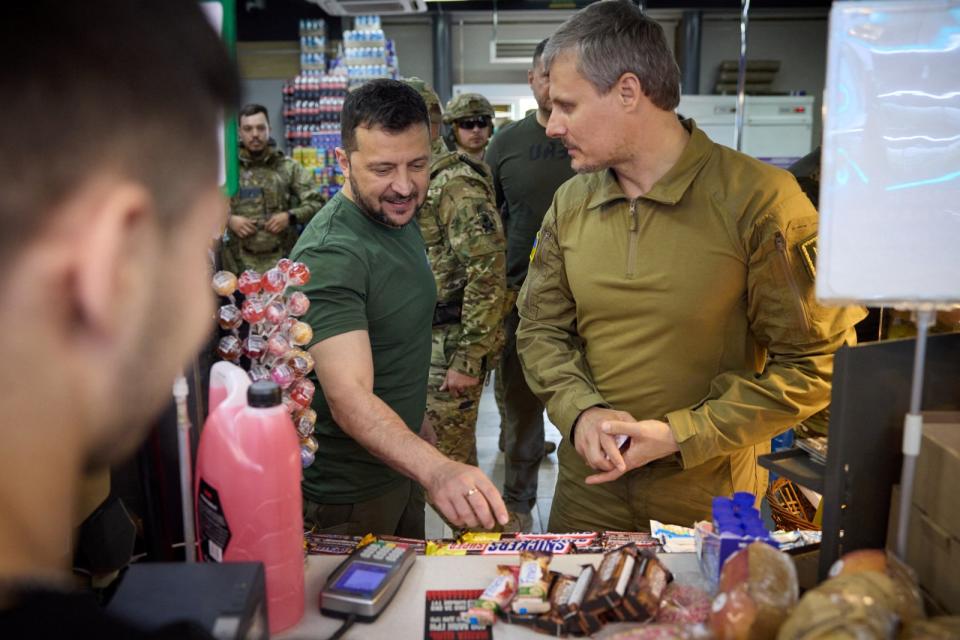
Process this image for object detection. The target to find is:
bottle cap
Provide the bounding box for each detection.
[248,380,282,408]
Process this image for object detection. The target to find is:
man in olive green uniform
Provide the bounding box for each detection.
[405,78,508,468]
[517,1,865,531]
[443,93,496,164]
[223,104,322,274]
[484,39,574,531]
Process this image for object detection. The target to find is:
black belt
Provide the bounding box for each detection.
[433,302,462,327]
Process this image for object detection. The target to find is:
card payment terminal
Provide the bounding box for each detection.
[320,540,416,622]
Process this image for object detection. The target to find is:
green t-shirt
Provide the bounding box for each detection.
[484,111,576,289]
[290,192,437,504]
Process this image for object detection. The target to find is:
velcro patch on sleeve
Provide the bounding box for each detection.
[797,233,817,281]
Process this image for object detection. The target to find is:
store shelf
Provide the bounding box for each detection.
[758,448,825,494]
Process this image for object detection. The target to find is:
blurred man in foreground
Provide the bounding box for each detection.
[0,1,239,636]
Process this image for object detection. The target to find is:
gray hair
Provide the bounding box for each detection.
[542,0,681,111]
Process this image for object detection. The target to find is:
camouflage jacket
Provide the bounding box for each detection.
[228,145,322,259]
[419,147,507,378]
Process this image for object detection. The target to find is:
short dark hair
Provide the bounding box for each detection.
[239,104,270,125]
[340,79,429,153]
[543,0,681,111]
[533,38,549,66]
[0,0,239,268]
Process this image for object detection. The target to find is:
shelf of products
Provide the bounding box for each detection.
[283,14,399,198]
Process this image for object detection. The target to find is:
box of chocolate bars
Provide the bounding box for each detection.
[580,543,638,615]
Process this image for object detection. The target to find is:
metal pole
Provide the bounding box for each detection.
[432,10,452,105]
[174,374,196,562]
[680,11,702,95]
[895,308,936,560]
[733,0,751,152]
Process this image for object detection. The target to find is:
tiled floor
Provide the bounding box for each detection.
[425,374,562,538]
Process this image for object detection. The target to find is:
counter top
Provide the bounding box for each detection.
[277,552,704,639]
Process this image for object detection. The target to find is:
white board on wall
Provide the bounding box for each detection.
[817,0,960,307]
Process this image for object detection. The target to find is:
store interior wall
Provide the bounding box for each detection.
[243,78,289,148]
[699,15,827,143]
[239,10,828,149]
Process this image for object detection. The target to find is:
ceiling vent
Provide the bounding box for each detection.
[310,0,427,16]
[490,39,540,64]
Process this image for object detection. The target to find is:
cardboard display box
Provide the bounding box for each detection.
[906,413,960,614]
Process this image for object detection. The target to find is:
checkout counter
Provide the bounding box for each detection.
[277,552,706,639]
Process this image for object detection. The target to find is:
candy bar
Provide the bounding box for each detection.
[512,550,552,614]
[618,549,674,622]
[603,531,660,551]
[582,543,637,615]
[517,532,603,554]
[556,565,602,636]
[534,573,577,636]
[462,565,519,626]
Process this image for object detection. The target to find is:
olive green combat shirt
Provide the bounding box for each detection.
[517,121,865,478]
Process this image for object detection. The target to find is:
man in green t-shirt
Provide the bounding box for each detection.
[290,80,509,537]
[484,39,577,531]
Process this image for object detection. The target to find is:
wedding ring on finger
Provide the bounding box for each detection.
[465,487,479,498]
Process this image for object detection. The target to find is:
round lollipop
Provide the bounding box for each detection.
[211,270,238,297]
[216,335,242,361]
[282,393,300,413]
[287,262,311,286]
[243,334,267,360]
[287,350,315,377]
[276,258,293,273]
[267,333,291,358]
[300,435,319,455]
[237,270,262,295]
[265,301,287,325]
[289,378,315,408]
[271,363,295,389]
[262,268,286,294]
[249,364,271,382]
[300,448,316,468]
[280,317,298,336]
[241,296,266,324]
[287,291,310,317]
[217,304,242,331]
[294,408,317,438]
[290,322,313,346]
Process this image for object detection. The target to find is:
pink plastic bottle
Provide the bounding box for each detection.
[195,367,305,633]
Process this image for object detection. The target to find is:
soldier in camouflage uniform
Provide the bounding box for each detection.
[221,104,322,274]
[404,78,507,467]
[443,93,496,164]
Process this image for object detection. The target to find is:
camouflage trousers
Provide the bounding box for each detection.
[426,324,485,466]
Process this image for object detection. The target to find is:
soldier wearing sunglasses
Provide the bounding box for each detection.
[443,93,496,164]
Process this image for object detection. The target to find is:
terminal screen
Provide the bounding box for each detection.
[335,562,389,594]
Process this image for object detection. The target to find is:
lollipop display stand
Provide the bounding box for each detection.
[212,258,319,467]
